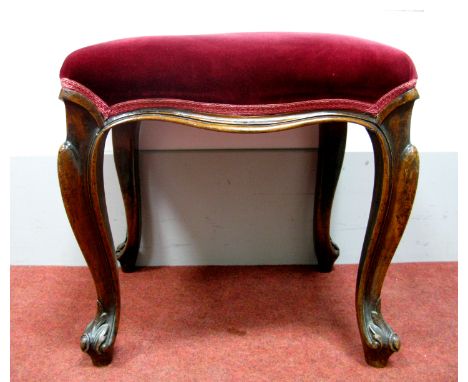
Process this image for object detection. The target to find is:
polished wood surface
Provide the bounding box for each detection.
[358,100,419,367]
[112,122,142,273]
[313,122,347,272]
[58,88,419,367]
[58,101,119,366]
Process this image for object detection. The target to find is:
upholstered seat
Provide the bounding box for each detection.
[60,33,417,117]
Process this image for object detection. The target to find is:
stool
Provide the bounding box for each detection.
[57,33,419,368]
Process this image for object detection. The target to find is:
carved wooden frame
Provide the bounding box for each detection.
[58,87,419,367]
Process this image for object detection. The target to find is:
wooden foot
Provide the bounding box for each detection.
[112,122,142,273]
[357,101,419,367]
[313,122,347,272]
[58,99,120,366]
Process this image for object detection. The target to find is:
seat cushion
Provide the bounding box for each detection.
[60,33,417,118]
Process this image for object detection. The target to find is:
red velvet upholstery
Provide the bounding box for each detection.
[60,33,417,117]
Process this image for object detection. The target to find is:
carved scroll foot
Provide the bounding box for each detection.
[80,301,117,366]
[361,299,400,367]
[315,240,340,273]
[115,236,139,273]
[313,122,347,272]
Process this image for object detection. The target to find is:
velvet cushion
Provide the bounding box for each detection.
[60,33,417,117]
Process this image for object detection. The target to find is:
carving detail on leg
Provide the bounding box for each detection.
[80,300,117,365]
[357,101,419,367]
[58,99,120,366]
[313,122,347,272]
[115,237,129,259]
[365,298,400,352]
[112,123,142,273]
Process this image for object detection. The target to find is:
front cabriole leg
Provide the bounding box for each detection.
[57,95,120,366]
[357,99,419,367]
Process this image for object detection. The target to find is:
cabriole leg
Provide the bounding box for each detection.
[112,122,142,272]
[357,101,419,367]
[57,100,120,366]
[313,122,347,272]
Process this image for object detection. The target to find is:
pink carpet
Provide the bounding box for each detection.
[11,263,457,381]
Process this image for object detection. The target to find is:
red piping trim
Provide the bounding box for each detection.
[61,78,110,117]
[60,78,417,120]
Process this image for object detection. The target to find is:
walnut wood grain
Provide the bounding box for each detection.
[57,100,120,366]
[357,100,419,367]
[112,122,142,272]
[58,88,419,367]
[313,122,347,272]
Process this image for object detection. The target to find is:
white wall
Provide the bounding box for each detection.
[10,151,457,266]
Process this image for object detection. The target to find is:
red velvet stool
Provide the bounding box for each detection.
[57,33,419,367]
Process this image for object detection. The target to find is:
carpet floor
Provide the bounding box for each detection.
[11,263,457,381]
